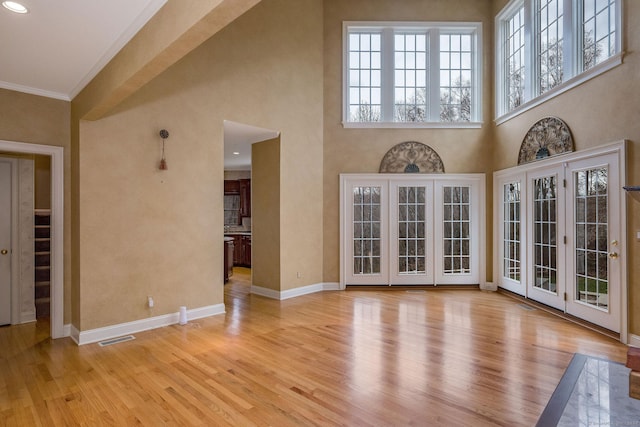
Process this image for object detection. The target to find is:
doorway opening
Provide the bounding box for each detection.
[222,120,279,285]
[0,139,64,339]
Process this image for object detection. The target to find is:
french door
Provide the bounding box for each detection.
[495,143,625,333]
[341,174,484,287]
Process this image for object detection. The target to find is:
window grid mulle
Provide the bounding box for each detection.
[504,7,525,110]
[537,0,564,94]
[533,176,557,293]
[583,0,616,71]
[503,183,521,282]
[575,168,609,310]
[440,33,473,122]
[394,33,429,122]
[443,186,471,274]
[348,33,382,122]
[397,186,427,275]
[353,186,382,275]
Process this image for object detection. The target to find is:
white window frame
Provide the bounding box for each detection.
[495,0,623,123]
[343,21,483,129]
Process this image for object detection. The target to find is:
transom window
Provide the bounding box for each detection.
[343,22,482,128]
[496,0,622,120]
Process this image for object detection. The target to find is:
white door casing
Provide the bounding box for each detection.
[0,160,12,325]
[0,140,64,339]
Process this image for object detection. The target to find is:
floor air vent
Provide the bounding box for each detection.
[518,304,536,311]
[98,335,135,347]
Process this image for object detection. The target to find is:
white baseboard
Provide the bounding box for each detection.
[629,334,640,348]
[71,304,226,346]
[251,282,341,300]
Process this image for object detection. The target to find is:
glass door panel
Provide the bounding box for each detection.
[443,186,471,274]
[574,168,608,309]
[389,182,434,285]
[495,173,526,296]
[533,176,557,294]
[434,180,481,285]
[527,168,565,310]
[353,186,382,275]
[343,179,389,285]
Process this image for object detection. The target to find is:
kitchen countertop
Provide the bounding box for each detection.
[224,231,251,236]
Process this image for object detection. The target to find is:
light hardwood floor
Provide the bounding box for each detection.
[0,269,629,426]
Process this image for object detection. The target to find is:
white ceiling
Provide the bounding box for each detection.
[0,0,274,170]
[0,0,167,100]
[223,121,280,170]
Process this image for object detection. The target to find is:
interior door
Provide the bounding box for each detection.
[565,154,621,332]
[526,166,566,310]
[0,160,11,325]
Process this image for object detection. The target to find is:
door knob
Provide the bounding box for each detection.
[608,251,618,259]
[0,249,7,255]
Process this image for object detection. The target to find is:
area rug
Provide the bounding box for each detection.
[537,353,640,426]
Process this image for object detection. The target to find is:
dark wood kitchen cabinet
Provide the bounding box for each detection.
[228,234,251,267]
[224,179,250,225]
[224,238,234,283]
[224,180,240,194]
[242,235,251,266]
[232,235,243,265]
[239,179,251,218]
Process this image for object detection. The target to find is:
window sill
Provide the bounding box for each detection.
[342,121,483,129]
[495,52,624,126]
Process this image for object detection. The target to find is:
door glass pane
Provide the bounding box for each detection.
[443,186,471,274]
[503,182,521,281]
[574,168,609,310]
[397,186,426,274]
[533,176,557,293]
[353,186,382,274]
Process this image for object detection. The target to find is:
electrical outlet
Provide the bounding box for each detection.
[148,296,154,308]
[297,272,301,279]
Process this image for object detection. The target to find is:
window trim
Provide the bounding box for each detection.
[342,21,483,129]
[495,0,624,124]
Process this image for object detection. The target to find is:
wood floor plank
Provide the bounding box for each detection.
[0,268,629,426]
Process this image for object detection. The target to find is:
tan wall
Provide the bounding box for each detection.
[76,0,324,330]
[252,138,280,290]
[0,88,72,324]
[322,0,495,284]
[491,0,640,336]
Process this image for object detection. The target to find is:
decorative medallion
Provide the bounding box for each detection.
[517,117,574,165]
[379,141,445,173]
